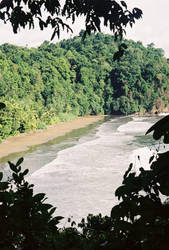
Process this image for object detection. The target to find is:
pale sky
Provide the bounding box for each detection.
[0,0,169,57]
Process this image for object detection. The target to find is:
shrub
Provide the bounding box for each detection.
[0,115,169,249]
[0,157,63,250]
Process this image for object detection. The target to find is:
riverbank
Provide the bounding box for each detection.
[0,115,105,159]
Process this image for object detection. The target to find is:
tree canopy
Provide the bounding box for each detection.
[0,0,142,40]
[0,1,169,249]
[0,33,168,140]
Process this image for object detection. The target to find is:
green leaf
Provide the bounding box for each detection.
[23,169,29,176]
[33,193,46,202]
[146,115,169,142]
[51,28,57,40]
[120,1,127,8]
[49,207,56,215]
[52,216,64,224]
[42,203,53,210]
[8,161,17,173]
[16,157,24,167]
[132,8,143,19]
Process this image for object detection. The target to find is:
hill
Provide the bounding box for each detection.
[0,31,168,140]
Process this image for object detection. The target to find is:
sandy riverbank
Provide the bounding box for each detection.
[0,115,105,159]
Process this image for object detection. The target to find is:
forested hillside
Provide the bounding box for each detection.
[0,31,169,140]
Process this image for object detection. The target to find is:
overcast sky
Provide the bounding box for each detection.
[0,0,169,57]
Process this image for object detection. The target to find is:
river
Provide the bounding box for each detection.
[0,115,161,224]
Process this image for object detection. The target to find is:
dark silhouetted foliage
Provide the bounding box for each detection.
[0,0,142,42]
[0,116,169,249]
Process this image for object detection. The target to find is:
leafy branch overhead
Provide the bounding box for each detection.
[146,115,169,143]
[0,0,142,39]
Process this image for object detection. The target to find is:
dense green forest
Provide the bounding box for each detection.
[0,31,169,140]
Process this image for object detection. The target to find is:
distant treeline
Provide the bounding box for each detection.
[0,31,169,139]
